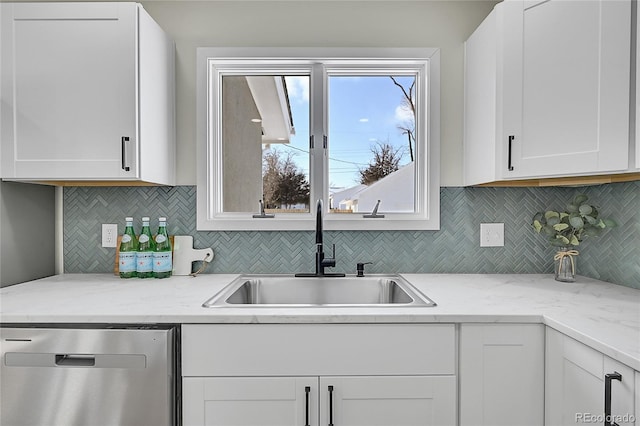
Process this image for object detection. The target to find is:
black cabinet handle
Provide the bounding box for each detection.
[121,136,130,171]
[508,135,515,171]
[328,385,334,426]
[305,386,310,426]
[604,372,622,426]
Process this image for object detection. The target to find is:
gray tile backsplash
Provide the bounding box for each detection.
[64,181,640,288]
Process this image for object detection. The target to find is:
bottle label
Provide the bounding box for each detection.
[155,234,167,244]
[139,234,150,244]
[122,234,132,243]
[153,252,172,273]
[119,252,136,273]
[136,251,153,273]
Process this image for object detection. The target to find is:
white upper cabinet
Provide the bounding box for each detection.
[464,0,632,185]
[0,2,175,184]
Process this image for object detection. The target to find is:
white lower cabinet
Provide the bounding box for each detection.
[181,323,637,426]
[636,372,640,425]
[181,324,457,426]
[183,375,456,426]
[459,324,545,426]
[546,327,636,426]
[182,376,317,426]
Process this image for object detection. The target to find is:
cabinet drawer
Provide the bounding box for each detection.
[182,324,455,376]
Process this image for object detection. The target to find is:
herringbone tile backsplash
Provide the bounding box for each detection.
[64,182,640,289]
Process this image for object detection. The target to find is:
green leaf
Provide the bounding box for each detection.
[542,225,556,237]
[602,218,617,228]
[549,238,565,247]
[573,194,588,205]
[532,220,543,233]
[532,212,544,223]
[547,216,560,226]
[560,212,570,220]
[553,223,569,231]
[579,204,593,215]
[582,227,602,238]
[566,203,579,213]
[584,215,597,225]
[570,235,580,246]
[545,211,560,220]
[569,216,584,229]
[556,235,570,245]
[597,219,606,229]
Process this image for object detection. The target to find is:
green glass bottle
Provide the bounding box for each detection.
[136,216,155,278]
[119,217,138,278]
[153,217,172,279]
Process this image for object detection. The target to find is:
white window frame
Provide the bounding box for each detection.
[196,47,440,231]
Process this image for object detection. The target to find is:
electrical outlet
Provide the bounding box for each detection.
[102,224,118,248]
[480,223,504,247]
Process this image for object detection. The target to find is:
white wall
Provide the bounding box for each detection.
[140,0,498,187]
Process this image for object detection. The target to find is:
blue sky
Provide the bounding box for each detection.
[282,75,415,189]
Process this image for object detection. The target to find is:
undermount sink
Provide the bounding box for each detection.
[202,274,437,307]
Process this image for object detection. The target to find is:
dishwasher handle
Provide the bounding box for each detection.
[4,352,146,369]
[55,354,96,367]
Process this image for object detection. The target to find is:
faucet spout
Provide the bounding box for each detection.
[316,199,323,246]
[295,199,345,278]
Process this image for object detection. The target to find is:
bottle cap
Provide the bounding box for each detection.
[158,217,167,222]
[142,216,150,222]
[125,217,133,222]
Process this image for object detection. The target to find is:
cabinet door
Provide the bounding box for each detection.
[546,328,635,426]
[634,371,640,425]
[459,324,544,426]
[183,377,318,426]
[603,357,636,426]
[0,3,138,180]
[502,0,631,179]
[318,376,456,426]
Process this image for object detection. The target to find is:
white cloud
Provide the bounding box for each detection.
[359,118,369,123]
[395,104,414,123]
[285,76,309,103]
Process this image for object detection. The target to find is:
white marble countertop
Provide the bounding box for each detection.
[1,273,639,371]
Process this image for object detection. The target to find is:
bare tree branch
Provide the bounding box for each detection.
[390,76,416,162]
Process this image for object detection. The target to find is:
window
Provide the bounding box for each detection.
[196,48,440,231]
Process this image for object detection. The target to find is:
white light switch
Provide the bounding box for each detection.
[480,223,504,247]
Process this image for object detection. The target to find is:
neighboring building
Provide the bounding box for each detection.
[330,184,367,211]
[330,162,414,213]
[222,76,294,212]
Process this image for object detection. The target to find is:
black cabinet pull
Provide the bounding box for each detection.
[508,135,515,171]
[305,386,310,426]
[328,385,334,426]
[121,136,130,171]
[604,372,622,426]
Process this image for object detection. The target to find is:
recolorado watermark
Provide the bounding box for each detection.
[576,413,635,423]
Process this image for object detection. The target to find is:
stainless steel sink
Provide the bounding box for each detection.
[202,274,436,307]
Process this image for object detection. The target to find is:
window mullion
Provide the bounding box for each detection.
[309,63,326,209]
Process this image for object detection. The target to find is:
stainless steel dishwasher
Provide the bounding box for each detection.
[0,326,177,426]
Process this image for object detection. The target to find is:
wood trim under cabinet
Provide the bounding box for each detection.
[0,180,170,187]
[475,172,640,187]
[38,181,166,187]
